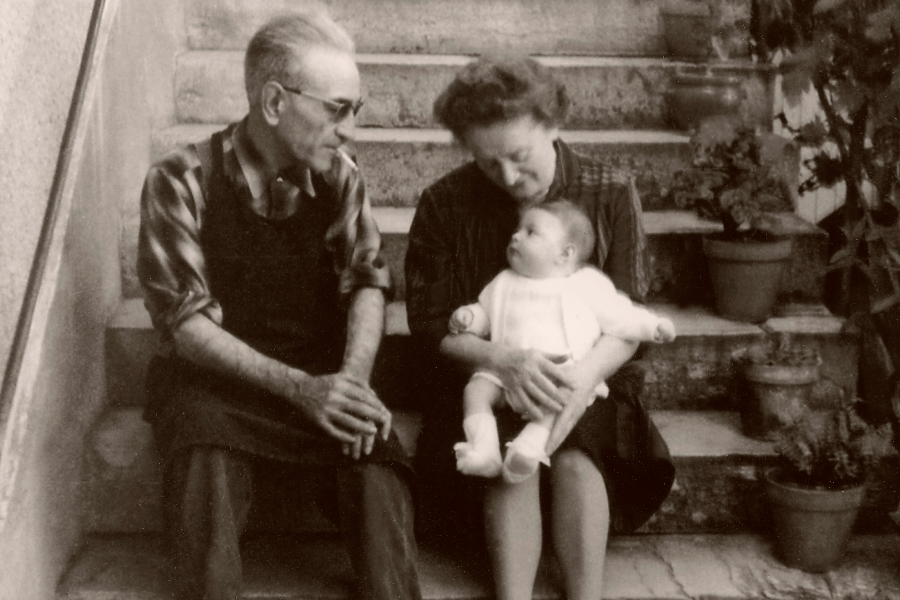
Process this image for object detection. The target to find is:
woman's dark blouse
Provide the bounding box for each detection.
[406,139,650,352]
[404,140,673,534]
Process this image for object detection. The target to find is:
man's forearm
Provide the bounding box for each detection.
[172,313,309,401]
[341,287,385,381]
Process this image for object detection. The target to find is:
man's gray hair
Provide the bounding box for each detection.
[244,9,355,107]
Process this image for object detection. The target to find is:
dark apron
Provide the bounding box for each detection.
[144,130,410,472]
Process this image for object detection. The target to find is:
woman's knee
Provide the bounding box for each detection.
[550,448,597,478]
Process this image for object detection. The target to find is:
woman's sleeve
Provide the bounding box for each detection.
[598,173,651,302]
[404,187,457,352]
[137,151,222,339]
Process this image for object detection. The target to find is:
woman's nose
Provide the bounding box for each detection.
[499,161,519,187]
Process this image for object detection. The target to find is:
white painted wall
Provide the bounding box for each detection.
[0,1,182,597]
[0,0,94,386]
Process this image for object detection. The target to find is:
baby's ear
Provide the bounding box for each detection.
[560,244,577,264]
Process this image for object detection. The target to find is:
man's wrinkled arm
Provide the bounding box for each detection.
[341,286,385,382]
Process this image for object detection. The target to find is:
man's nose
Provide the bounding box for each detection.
[335,114,356,141]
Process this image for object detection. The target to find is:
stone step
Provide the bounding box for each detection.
[83,404,898,536]
[175,52,773,131]
[120,202,829,305]
[107,298,855,414]
[58,532,900,600]
[183,0,749,57]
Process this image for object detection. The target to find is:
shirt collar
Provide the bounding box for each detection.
[230,118,317,199]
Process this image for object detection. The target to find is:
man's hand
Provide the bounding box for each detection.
[449,306,475,335]
[494,347,577,420]
[286,370,392,459]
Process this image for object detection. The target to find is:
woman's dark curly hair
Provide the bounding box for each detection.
[434,54,570,139]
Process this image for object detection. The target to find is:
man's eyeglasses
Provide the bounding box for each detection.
[280,84,364,121]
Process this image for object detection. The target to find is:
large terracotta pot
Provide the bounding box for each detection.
[665,72,742,131]
[740,360,820,440]
[764,468,865,573]
[702,236,792,322]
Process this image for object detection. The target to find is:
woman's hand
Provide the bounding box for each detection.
[494,346,578,420]
[545,379,596,455]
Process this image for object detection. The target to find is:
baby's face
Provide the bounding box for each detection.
[507,208,571,278]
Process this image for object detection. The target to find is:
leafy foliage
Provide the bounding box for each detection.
[663,115,796,238]
[754,0,900,314]
[773,396,894,489]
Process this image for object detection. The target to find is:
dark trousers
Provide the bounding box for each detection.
[163,446,421,600]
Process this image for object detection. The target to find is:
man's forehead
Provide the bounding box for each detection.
[290,45,359,88]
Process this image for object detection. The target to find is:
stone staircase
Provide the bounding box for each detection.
[59,0,900,598]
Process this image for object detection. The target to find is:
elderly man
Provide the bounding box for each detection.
[137,11,421,600]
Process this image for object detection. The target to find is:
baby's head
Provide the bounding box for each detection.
[507,200,595,279]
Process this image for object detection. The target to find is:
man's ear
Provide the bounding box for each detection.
[261,82,284,126]
[560,244,577,265]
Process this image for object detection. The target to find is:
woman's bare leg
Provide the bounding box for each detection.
[550,449,610,600]
[484,474,542,600]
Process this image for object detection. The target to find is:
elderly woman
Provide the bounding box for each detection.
[404,55,675,600]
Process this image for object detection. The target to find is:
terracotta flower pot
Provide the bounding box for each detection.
[702,236,792,322]
[665,72,742,131]
[740,361,820,440]
[764,467,865,573]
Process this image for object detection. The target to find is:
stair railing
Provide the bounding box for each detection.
[0,0,108,426]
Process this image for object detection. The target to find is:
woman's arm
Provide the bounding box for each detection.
[545,335,639,454]
[439,334,575,419]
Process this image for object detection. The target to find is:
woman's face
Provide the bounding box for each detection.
[461,114,559,207]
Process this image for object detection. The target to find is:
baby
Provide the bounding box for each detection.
[449,200,676,484]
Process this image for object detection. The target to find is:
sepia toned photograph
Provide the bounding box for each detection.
[1,0,900,598]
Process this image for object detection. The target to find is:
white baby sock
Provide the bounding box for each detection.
[454,414,502,477]
[503,422,551,484]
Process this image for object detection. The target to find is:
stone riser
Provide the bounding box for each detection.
[184,0,749,56]
[176,52,773,131]
[149,124,694,210]
[107,298,853,412]
[119,203,827,302]
[84,406,898,536]
[374,212,828,304]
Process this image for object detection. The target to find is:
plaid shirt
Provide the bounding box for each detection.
[137,119,392,339]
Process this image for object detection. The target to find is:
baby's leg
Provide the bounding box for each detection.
[454,375,504,477]
[503,412,555,484]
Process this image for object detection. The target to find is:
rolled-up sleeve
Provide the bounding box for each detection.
[325,150,393,299]
[137,149,222,338]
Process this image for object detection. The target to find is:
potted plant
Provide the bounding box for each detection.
[732,333,822,440]
[765,396,894,572]
[661,0,758,130]
[753,0,900,435]
[663,114,797,321]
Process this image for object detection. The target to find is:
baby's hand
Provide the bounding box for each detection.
[654,318,676,343]
[449,307,475,335]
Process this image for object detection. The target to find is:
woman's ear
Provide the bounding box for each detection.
[261,82,284,126]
